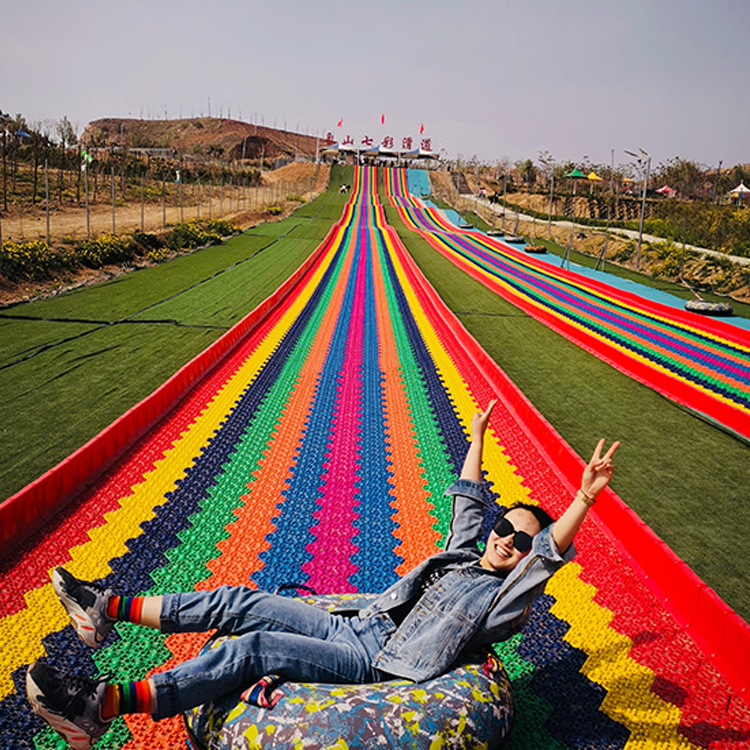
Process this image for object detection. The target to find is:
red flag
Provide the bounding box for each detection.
[337,118,343,127]
[420,123,424,134]
[381,113,385,125]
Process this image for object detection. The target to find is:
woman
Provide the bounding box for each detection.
[27,400,618,750]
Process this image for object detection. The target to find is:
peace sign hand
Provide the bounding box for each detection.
[581,439,620,500]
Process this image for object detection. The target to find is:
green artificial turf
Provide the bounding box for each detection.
[383,201,750,624]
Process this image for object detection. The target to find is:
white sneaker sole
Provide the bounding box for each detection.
[26,667,97,750]
[51,569,103,648]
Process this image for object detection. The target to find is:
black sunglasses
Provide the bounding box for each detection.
[492,517,533,553]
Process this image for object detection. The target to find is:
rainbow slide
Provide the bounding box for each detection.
[385,168,750,443]
[1,167,748,749]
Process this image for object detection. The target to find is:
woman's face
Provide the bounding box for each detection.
[480,508,541,574]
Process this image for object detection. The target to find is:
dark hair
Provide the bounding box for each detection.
[507,502,555,530]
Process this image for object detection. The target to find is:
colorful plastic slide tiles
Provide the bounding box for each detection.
[0,167,748,749]
[385,168,750,442]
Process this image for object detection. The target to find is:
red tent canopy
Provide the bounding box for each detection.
[656,185,677,197]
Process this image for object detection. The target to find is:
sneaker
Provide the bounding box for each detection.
[51,567,115,648]
[26,660,113,750]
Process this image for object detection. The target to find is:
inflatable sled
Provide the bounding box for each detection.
[184,593,515,749]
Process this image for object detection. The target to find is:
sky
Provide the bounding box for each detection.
[2,0,748,172]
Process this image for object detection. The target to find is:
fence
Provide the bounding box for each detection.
[0,159,325,245]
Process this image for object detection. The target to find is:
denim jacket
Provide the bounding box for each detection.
[362,478,576,682]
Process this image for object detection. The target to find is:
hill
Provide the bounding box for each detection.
[81,117,321,163]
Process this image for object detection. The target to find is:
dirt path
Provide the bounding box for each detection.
[0,163,329,243]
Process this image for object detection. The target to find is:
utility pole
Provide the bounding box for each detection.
[474,164,479,228]
[111,165,116,235]
[636,152,651,271]
[501,172,507,232]
[0,121,4,242]
[626,148,650,271]
[715,160,723,204]
[1,111,9,212]
[596,148,615,271]
[178,165,184,222]
[45,159,50,243]
[547,168,555,237]
[539,153,555,237]
[84,160,90,239]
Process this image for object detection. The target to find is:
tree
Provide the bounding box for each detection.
[515,158,537,187]
[9,113,28,194]
[537,151,554,188]
[728,165,749,191]
[493,157,511,182]
[56,117,77,148]
[653,157,706,200]
[55,117,78,204]
[28,124,50,205]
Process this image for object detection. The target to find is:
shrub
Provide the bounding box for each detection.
[614,240,635,262]
[0,240,59,282]
[165,219,237,250]
[648,201,750,257]
[648,242,683,278]
[75,234,136,269]
[0,219,240,285]
[132,231,165,253]
[147,247,170,263]
[267,205,283,216]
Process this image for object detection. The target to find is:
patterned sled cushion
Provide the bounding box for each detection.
[184,593,514,750]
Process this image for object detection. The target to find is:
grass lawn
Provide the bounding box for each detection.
[382,197,750,624]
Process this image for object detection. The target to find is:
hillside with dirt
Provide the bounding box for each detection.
[82,117,322,162]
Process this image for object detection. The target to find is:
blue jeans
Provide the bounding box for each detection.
[150,586,397,719]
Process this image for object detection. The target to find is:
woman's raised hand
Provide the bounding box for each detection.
[581,439,620,500]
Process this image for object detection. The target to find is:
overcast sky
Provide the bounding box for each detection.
[2,0,748,171]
